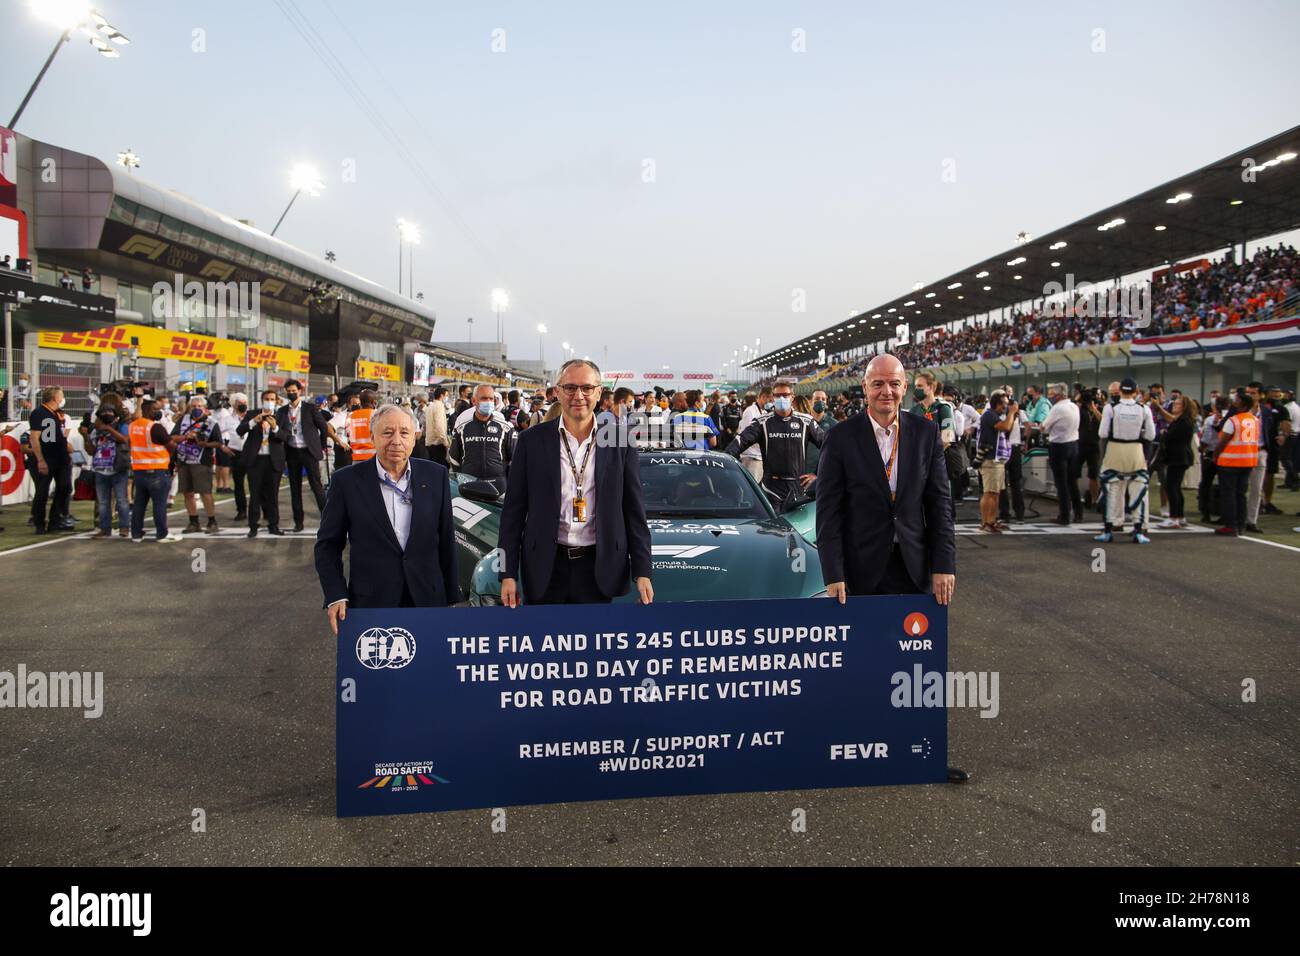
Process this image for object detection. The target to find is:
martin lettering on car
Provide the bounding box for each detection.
[452,449,825,605]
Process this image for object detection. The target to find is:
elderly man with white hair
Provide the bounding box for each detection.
[1041,381,1083,524]
[315,402,461,634]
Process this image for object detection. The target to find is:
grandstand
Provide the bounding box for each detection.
[424,343,543,392]
[752,126,1300,398]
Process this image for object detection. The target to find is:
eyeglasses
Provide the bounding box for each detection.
[559,384,599,396]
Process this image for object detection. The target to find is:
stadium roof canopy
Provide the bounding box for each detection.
[751,125,1300,369]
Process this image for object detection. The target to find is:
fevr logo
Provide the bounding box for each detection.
[903,612,929,637]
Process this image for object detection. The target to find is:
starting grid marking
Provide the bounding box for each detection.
[955,521,1214,536]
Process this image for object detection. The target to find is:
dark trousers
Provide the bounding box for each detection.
[1048,441,1082,519]
[870,544,922,595]
[30,459,72,529]
[428,444,448,467]
[284,446,326,525]
[1217,466,1251,532]
[999,446,1024,519]
[334,445,352,471]
[539,547,611,604]
[1197,456,1218,519]
[130,469,171,539]
[1165,463,1189,519]
[231,458,248,514]
[247,457,283,530]
[1284,436,1299,489]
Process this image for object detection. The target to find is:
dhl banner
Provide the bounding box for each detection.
[37,324,311,373]
[357,359,401,382]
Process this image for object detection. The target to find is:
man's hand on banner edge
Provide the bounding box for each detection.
[826,582,847,604]
[327,600,347,635]
[501,577,520,608]
[636,576,653,605]
[932,573,955,606]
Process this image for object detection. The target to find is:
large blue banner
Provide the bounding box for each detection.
[336,595,947,816]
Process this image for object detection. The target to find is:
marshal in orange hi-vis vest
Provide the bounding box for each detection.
[129,419,170,470]
[1216,412,1260,469]
[348,409,375,461]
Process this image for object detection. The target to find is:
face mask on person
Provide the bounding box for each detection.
[813,400,826,413]
[912,387,927,401]
[477,400,494,417]
[56,397,66,410]
[1110,393,1121,404]
[189,407,204,419]
[236,404,248,415]
[263,400,277,412]
[773,396,792,413]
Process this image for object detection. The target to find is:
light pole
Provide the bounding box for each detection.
[398,219,420,297]
[271,163,324,237]
[9,2,130,131]
[115,148,140,173]
[491,288,509,357]
[467,316,473,342]
[536,323,547,364]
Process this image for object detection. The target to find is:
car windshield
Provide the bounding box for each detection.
[638,454,774,519]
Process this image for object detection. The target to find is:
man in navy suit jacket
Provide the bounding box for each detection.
[816,353,957,605]
[315,403,461,634]
[498,359,654,606]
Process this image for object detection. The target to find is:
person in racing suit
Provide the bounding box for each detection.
[724,381,825,504]
[1095,377,1156,544]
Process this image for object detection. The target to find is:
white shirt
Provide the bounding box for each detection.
[558,421,597,547]
[960,403,978,436]
[285,400,307,448]
[1007,409,1026,445]
[375,457,413,552]
[214,407,242,452]
[1042,398,1080,443]
[1286,400,1300,432]
[868,413,899,498]
[738,403,763,461]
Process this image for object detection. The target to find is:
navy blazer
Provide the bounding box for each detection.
[815,410,956,595]
[314,457,461,608]
[497,418,653,604]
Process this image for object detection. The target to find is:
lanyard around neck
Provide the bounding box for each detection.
[561,429,593,489]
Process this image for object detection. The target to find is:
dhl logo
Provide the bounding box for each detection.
[165,335,220,361]
[48,326,129,350]
[118,235,169,260]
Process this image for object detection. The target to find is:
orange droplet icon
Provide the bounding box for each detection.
[903,612,929,637]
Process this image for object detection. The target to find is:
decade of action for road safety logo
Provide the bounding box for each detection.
[335,596,948,816]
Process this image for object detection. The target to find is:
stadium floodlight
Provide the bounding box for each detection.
[270,164,325,237]
[1049,241,1067,250]
[1229,200,1243,206]
[1015,231,1031,244]
[115,148,139,171]
[10,2,129,129]
[912,282,924,290]
[397,218,421,244]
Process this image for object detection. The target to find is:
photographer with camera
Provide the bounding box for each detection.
[1197,394,1230,524]
[87,395,132,538]
[976,390,1018,533]
[237,390,287,537]
[128,398,184,542]
[171,395,225,535]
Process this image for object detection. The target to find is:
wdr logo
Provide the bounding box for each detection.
[356,627,417,670]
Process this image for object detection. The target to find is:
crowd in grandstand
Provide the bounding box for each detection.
[761,244,1300,387]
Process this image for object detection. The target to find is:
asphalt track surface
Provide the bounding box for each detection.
[0,488,1295,866]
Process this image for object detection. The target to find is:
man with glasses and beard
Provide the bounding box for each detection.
[497,359,653,607]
